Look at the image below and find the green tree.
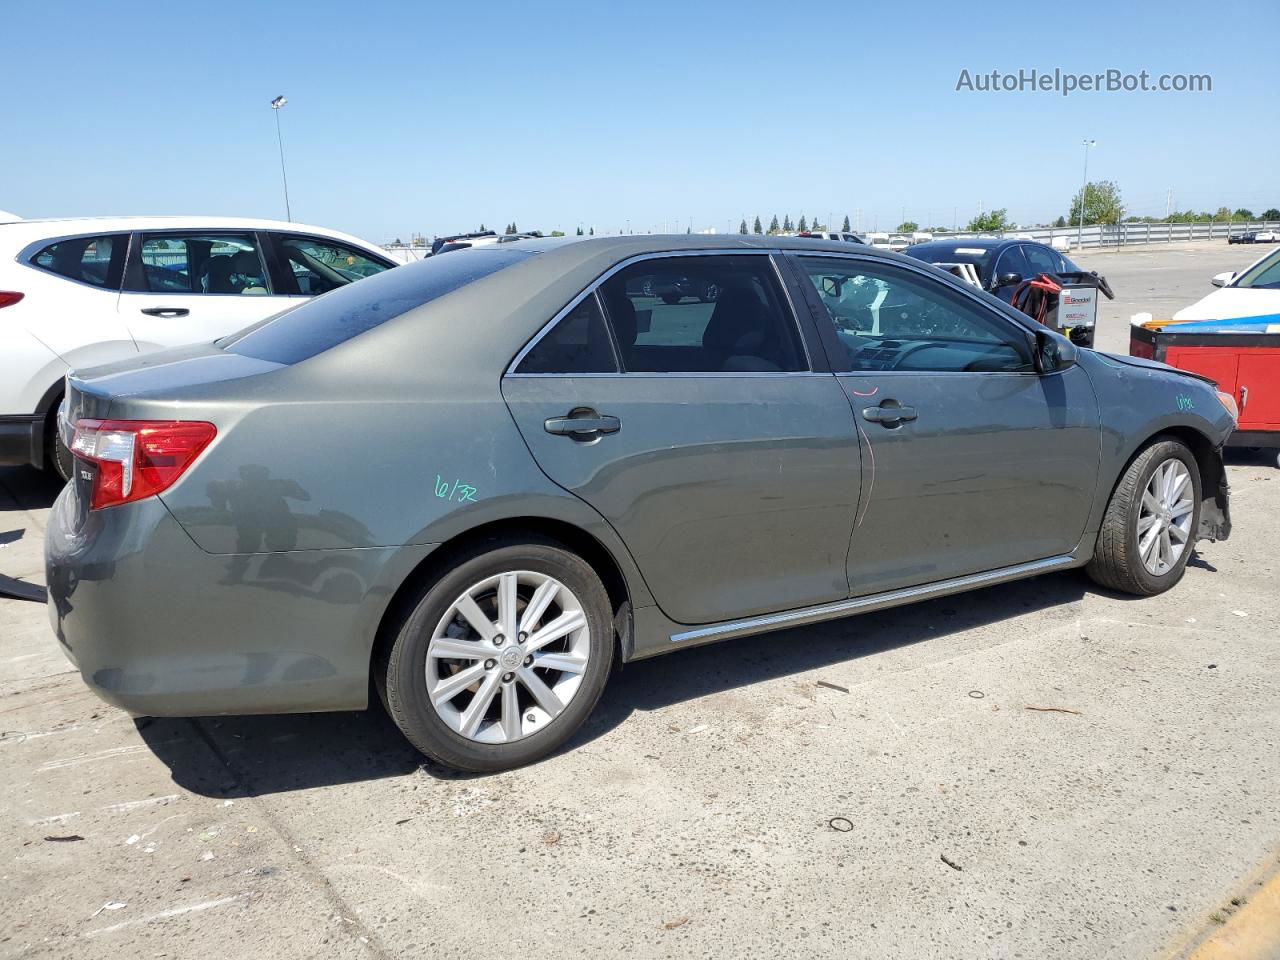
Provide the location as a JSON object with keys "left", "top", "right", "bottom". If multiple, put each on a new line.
{"left": 504, "top": 222, "right": 516, "bottom": 235}
{"left": 589, "top": 226, "right": 594, "bottom": 235}
{"left": 1053, "top": 215, "right": 1067, "bottom": 228}
{"left": 798, "top": 215, "right": 808, "bottom": 232}
{"left": 966, "top": 208, "right": 1011, "bottom": 232}
{"left": 1213, "top": 206, "right": 1234, "bottom": 222}
{"left": 550, "top": 230, "right": 565, "bottom": 237}
{"left": 477, "top": 223, "right": 486, "bottom": 232}
{"left": 1234, "top": 208, "right": 1254, "bottom": 219}
{"left": 1262, "top": 208, "right": 1280, "bottom": 220}
{"left": 768, "top": 214, "right": 780, "bottom": 234}
{"left": 841, "top": 215, "right": 851, "bottom": 232}
{"left": 575, "top": 226, "right": 584, "bottom": 236}
{"left": 896, "top": 220, "right": 918, "bottom": 233}
{"left": 739, "top": 219, "right": 748, "bottom": 234}
{"left": 783, "top": 214, "right": 793, "bottom": 232}
{"left": 753, "top": 216, "right": 763, "bottom": 234}
{"left": 1068, "top": 180, "right": 1124, "bottom": 226}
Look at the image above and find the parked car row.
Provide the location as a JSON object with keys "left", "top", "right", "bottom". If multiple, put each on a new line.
{"left": 1228, "top": 229, "right": 1280, "bottom": 244}
{"left": 0, "top": 217, "right": 395, "bottom": 478}
{"left": 46, "top": 233, "right": 1236, "bottom": 773}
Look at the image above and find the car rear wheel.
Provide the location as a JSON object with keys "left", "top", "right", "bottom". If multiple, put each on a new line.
{"left": 1086, "top": 438, "right": 1201, "bottom": 596}
{"left": 383, "top": 539, "right": 614, "bottom": 773}
{"left": 45, "top": 405, "right": 73, "bottom": 482}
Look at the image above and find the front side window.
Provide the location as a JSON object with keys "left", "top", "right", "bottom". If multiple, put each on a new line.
{"left": 992, "top": 245, "right": 1031, "bottom": 283}
{"left": 797, "top": 256, "right": 1032, "bottom": 373}
{"left": 597, "top": 255, "right": 806, "bottom": 373}
{"left": 133, "top": 233, "right": 269, "bottom": 294}
{"left": 277, "top": 235, "right": 391, "bottom": 295}
{"left": 1022, "top": 243, "right": 1062, "bottom": 276}
{"left": 1233, "top": 249, "right": 1280, "bottom": 289}
{"left": 31, "top": 234, "right": 125, "bottom": 288}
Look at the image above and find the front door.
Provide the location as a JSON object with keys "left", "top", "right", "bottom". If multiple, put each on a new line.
{"left": 117, "top": 230, "right": 292, "bottom": 350}
{"left": 790, "top": 254, "right": 1101, "bottom": 596}
{"left": 501, "top": 254, "right": 862, "bottom": 625}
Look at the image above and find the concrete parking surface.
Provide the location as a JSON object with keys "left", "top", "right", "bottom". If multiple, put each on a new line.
{"left": 2, "top": 243, "right": 1278, "bottom": 960}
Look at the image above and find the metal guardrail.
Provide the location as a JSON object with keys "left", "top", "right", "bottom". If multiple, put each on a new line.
{"left": 905, "top": 221, "right": 1280, "bottom": 251}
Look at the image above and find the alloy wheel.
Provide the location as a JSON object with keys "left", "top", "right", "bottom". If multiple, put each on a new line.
{"left": 1137, "top": 458, "right": 1194, "bottom": 576}
{"left": 426, "top": 571, "right": 590, "bottom": 744}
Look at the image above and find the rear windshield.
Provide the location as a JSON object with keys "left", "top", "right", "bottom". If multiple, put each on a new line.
{"left": 222, "top": 247, "right": 531, "bottom": 364}
{"left": 907, "top": 244, "right": 994, "bottom": 282}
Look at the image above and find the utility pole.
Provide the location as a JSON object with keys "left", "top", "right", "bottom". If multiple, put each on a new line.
{"left": 270, "top": 96, "right": 292, "bottom": 221}
{"left": 1077, "top": 138, "right": 1096, "bottom": 249}
{"left": 1165, "top": 187, "right": 1173, "bottom": 219}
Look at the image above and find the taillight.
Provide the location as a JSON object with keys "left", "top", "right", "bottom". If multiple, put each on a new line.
{"left": 0, "top": 291, "right": 24, "bottom": 308}
{"left": 69, "top": 419, "right": 216, "bottom": 510}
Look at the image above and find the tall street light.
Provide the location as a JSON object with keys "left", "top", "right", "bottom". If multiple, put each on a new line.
{"left": 1076, "top": 139, "right": 1095, "bottom": 250}
{"left": 270, "top": 95, "right": 292, "bottom": 222}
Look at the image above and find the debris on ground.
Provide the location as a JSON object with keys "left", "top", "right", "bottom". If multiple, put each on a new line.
{"left": 90, "top": 901, "right": 127, "bottom": 917}
{"left": 816, "top": 681, "right": 849, "bottom": 693}
{"left": 661, "top": 917, "right": 689, "bottom": 930}
{"left": 828, "top": 817, "right": 854, "bottom": 833}
{"left": 394, "top": 818, "right": 413, "bottom": 825}
{"left": 543, "top": 830, "right": 561, "bottom": 846}
{"left": 43, "top": 835, "right": 84, "bottom": 842}
{"left": 1024, "top": 706, "right": 1083, "bottom": 716}
{"left": 940, "top": 854, "right": 963, "bottom": 871}
{"left": 968, "top": 690, "right": 985, "bottom": 699}
{"left": 1231, "top": 610, "right": 1248, "bottom": 617}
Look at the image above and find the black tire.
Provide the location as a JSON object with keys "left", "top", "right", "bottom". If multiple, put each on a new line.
{"left": 383, "top": 538, "right": 614, "bottom": 773}
{"left": 45, "top": 405, "right": 73, "bottom": 483}
{"left": 1086, "top": 438, "right": 1201, "bottom": 596}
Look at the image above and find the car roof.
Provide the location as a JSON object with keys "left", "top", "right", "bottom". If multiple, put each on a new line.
{"left": 0, "top": 216, "right": 384, "bottom": 254}
{"left": 908, "top": 237, "right": 1023, "bottom": 253}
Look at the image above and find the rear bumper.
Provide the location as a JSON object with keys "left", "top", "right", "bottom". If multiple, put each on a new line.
{"left": 44, "top": 483, "right": 436, "bottom": 717}
{"left": 0, "top": 415, "right": 42, "bottom": 468}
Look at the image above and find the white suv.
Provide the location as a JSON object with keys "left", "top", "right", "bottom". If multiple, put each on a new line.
{"left": 0, "top": 216, "right": 395, "bottom": 477}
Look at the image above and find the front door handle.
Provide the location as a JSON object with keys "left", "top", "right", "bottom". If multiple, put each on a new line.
{"left": 140, "top": 307, "right": 190, "bottom": 318}
{"left": 862, "top": 403, "right": 917, "bottom": 425}
{"left": 544, "top": 410, "right": 621, "bottom": 438}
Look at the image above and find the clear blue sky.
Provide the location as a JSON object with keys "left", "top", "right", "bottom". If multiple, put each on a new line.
{"left": 4, "top": 0, "right": 1277, "bottom": 243}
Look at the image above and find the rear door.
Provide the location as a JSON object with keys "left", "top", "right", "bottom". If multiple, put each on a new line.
{"left": 117, "top": 230, "right": 293, "bottom": 349}
{"left": 501, "top": 252, "right": 862, "bottom": 626}
{"left": 790, "top": 254, "right": 1101, "bottom": 597}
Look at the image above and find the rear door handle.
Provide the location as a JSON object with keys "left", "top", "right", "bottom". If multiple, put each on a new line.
{"left": 544, "top": 411, "right": 621, "bottom": 438}
{"left": 862, "top": 404, "right": 917, "bottom": 425}
{"left": 140, "top": 307, "right": 190, "bottom": 318}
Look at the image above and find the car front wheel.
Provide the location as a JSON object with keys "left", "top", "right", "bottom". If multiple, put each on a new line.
{"left": 1086, "top": 438, "right": 1201, "bottom": 595}
{"left": 383, "top": 539, "right": 614, "bottom": 773}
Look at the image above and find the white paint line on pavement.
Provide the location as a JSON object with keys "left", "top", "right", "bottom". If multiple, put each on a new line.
{"left": 1, "top": 725, "right": 83, "bottom": 744}
{"left": 26, "top": 811, "right": 81, "bottom": 825}
{"left": 103, "top": 794, "right": 179, "bottom": 813}
{"left": 84, "top": 893, "right": 251, "bottom": 938}
{"left": 39, "top": 744, "right": 155, "bottom": 771}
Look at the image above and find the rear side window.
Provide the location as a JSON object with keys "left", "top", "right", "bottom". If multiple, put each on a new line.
{"left": 31, "top": 235, "right": 126, "bottom": 288}
{"left": 1022, "top": 243, "right": 1062, "bottom": 275}
{"left": 224, "top": 247, "right": 531, "bottom": 364}
{"left": 517, "top": 295, "right": 618, "bottom": 373}
{"left": 133, "top": 233, "right": 270, "bottom": 295}
{"left": 597, "top": 255, "right": 806, "bottom": 373}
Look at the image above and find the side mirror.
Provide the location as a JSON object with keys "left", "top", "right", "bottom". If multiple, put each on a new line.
{"left": 1034, "top": 329, "right": 1077, "bottom": 374}
{"left": 998, "top": 272, "right": 1023, "bottom": 287}
{"left": 821, "top": 276, "right": 843, "bottom": 298}
{"left": 1211, "top": 271, "right": 1235, "bottom": 288}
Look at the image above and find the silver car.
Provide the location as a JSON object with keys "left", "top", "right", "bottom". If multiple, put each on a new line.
{"left": 47, "top": 235, "right": 1235, "bottom": 772}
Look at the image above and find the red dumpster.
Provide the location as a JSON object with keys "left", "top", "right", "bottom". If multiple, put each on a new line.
{"left": 1130, "top": 323, "right": 1280, "bottom": 450}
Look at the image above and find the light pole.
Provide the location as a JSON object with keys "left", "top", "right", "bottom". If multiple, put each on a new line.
{"left": 270, "top": 96, "right": 292, "bottom": 222}
{"left": 1076, "top": 138, "right": 1095, "bottom": 250}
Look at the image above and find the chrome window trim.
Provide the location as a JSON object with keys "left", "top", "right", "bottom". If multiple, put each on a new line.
{"left": 670, "top": 554, "right": 1077, "bottom": 645}
{"left": 16, "top": 230, "right": 132, "bottom": 294}
{"left": 505, "top": 248, "right": 814, "bottom": 377}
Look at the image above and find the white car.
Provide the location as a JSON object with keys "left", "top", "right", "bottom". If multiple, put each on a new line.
{"left": 1171, "top": 246, "right": 1280, "bottom": 323}
{"left": 1255, "top": 229, "right": 1280, "bottom": 243}
{"left": 0, "top": 216, "right": 395, "bottom": 477}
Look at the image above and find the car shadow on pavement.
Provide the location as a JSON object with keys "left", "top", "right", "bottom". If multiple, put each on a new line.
{"left": 140, "top": 570, "right": 1094, "bottom": 795}
{"left": 0, "top": 466, "right": 65, "bottom": 512}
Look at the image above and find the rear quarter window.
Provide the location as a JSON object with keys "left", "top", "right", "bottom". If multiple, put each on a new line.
{"left": 222, "top": 248, "right": 531, "bottom": 364}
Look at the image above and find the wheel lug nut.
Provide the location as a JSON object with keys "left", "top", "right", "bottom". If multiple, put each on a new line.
{"left": 484, "top": 659, "right": 496, "bottom": 670}
{"left": 493, "top": 635, "right": 505, "bottom": 647}
{"left": 502, "top": 672, "right": 514, "bottom": 683}
{"left": 518, "top": 632, "right": 528, "bottom": 643}
{"left": 524, "top": 655, "right": 533, "bottom": 667}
